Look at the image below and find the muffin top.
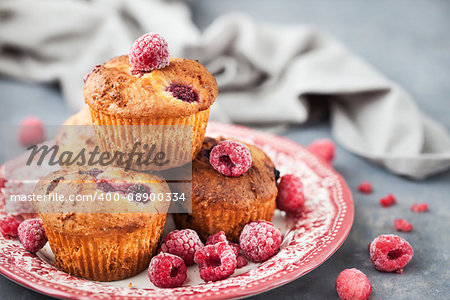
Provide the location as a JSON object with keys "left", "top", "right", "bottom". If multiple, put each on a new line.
{"left": 83, "top": 56, "right": 218, "bottom": 119}
{"left": 33, "top": 166, "right": 170, "bottom": 235}
{"left": 192, "top": 137, "right": 278, "bottom": 209}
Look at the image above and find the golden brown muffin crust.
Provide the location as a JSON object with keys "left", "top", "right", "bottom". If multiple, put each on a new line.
{"left": 83, "top": 56, "right": 218, "bottom": 119}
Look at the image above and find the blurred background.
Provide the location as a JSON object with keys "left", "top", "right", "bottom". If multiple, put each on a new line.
{"left": 0, "top": 0, "right": 449, "bottom": 299}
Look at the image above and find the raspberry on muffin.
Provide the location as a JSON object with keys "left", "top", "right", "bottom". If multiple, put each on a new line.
{"left": 172, "top": 137, "right": 278, "bottom": 242}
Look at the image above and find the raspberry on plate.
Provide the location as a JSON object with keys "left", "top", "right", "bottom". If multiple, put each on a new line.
{"left": 411, "top": 203, "right": 428, "bottom": 213}
{"left": 129, "top": 32, "right": 169, "bottom": 73}
{"left": 209, "top": 140, "right": 252, "bottom": 177}
{"left": 19, "top": 116, "right": 45, "bottom": 147}
{"left": 307, "top": 139, "right": 335, "bottom": 163}
{"left": 159, "top": 229, "right": 204, "bottom": 265}
{"left": 0, "top": 216, "right": 21, "bottom": 238}
{"left": 379, "top": 194, "right": 396, "bottom": 207}
{"left": 17, "top": 218, "right": 47, "bottom": 253}
{"left": 394, "top": 219, "right": 413, "bottom": 232}
{"left": 236, "top": 254, "right": 248, "bottom": 268}
{"left": 239, "top": 221, "right": 282, "bottom": 262}
{"left": 205, "top": 231, "right": 240, "bottom": 256}
{"left": 148, "top": 253, "right": 187, "bottom": 288}
{"left": 194, "top": 242, "right": 237, "bottom": 282}
{"left": 357, "top": 181, "right": 372, "bottom": 194}
{"left": 276, "top": 174, "right": 305, "bottom": 213}
{"left": 336, "top": 268, "right": 372, "bottom": 300}
{"left": 369, "top": 234, "right": 413, "bottom": 273}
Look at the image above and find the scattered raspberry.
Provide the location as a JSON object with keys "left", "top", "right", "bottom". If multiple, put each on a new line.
{"left": 394, "top": 219, "right": 413, "bottom": 232}
{"left": 159, "top": 229, "right": 204, "bottom": 265}
{"left": 205, "top": 231, "right": 240, "bottom": 256}
{"left": 379, "top": 194, "right": 396, "bottom": 207}
{"left": 336, "top": 268, "right": 372, "bottom": 300}
{"left": 307, "top": 139, "right": 335, "bottom": 163}
{"left": 148, "top": 253, "right": 187, "bottom": 288}
{"left": 19, "top": 116, "right": 45, "bottom": 147}
{"left": 369, "top": 234, "right": 413, "bottom": 273}
{"left": 209, "top": 140, "right": 252, "bottom": 177}
{"left": 0, "top": 217, "right": 21, "bottom": 238}
{"left": 18, "top": 218, "right": 47, "bottom": 252}
{"left": 411, "top": 203, "right": 428, "bottom": 213}
{"left": 194, "top": 242, "right": 237, "bottom": 282}
{"left": 236, "top": 254, "right": 248, "bottom": 268}
{"left": 239, "top": 221, "right": 282, "bottom": 262}
{"left": 167, "top": 84, "right": 199, "bottom": 103}
{"left": 0, "top": 177, "right": 5, "bottom": 189}
{"left": 276, "top": 174, "right": 305, "bottom": 213}
{"left": 358, "top": 181, "right": 372, "bottom": 194}
{"left": 129, "top": 33, "right": 169, "bottom": 73}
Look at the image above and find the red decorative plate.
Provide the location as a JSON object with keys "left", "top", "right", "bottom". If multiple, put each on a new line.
{"left": 0, "top": 122, "right": 353, "bottom": 299}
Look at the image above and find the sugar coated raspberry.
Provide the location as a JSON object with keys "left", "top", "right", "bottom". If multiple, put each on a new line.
{"left": 206, "top": 231, "right": 240, "bottom": 256}
{"left": 411, "top": 203, "right": 428, "bottom": 213}
{"left": 236, "top": 254, "right": 248, "bottom": 268}
{"left": 336, "top": 268, "right": 372, "bottom": 300}
{"left": 129, "top": 33, "right": 169, "bottom": 73}
{"left": 379, "top": 194, "right": 396, "bottom": 207}
{"left": 370, "top": 234, "right": 413, "bottom": 273}
{"left": 19, "top": 116, "right": 45, "bottom": 147}
{"left": 239, "top": 221, "right": 282, "bottom": 262}
{"left": 18, "top": 218, "right": 47, "bottom": 252}
{"left": 276, "top": 174, "right": 305, "bottom": 213}
{"left": 394, "top": 219, "right": 413, "bottom": 232}
{"left": 194, "top": 242, "right": 237, "bottom": 282}
{"left": 307, "top": 139, "right": 335, "bottom": 163}
{"left": 159, "top": 229, "right": 204, "bottom": 265}
{"left": 148, "top": 253, "right": 187, "bottom": 288}
{"left": 0, "top": 217, "right": 21, "bottom": 238}
{"left": 209, "top": 140, "right": 252, "bottom": 177}
{"left": 358, "top": 181, "right": 372, "bottom": 194}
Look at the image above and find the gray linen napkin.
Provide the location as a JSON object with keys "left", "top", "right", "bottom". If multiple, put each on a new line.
{"left": 0, "top": 0, "right": 449, "bottom": 179}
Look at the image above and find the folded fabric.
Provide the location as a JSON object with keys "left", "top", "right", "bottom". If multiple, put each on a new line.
{"left": 0, "top": 0, "right": 449, "bottom": 179}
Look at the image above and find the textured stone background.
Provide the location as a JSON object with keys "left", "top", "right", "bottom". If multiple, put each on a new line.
{"left": 0, "top": 0, "right": 449, "bottom": 299}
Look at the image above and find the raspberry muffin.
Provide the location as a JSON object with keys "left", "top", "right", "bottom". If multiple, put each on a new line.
{"left": 33, "top": 166, "right": 170, "bottom": 281}
{"left": 173, "top": 137, "right": 278, "bottom": 242}
{"left": 83, "top": 34, "right": 218, "bottom": 171}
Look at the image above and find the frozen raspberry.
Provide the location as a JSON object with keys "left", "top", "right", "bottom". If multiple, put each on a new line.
{"left": 307, "top": 139, "right": 335, "bottom": 163}
{"left": 205, "top": 231, "right": 240, "bottom": 256}
{"left": 336, "top": 268, "right": 372, "bottom": 300}
{"left": 394, "top": 219, "right": 413, "bottom": 232}
{"left": 0, "top": 217, "right": 21, "bottom": 238}
{"left": 129, "top": 33, "right": 169, "bottom": 73}
{"left": 276, "top": 174, "right": 305, "bottom": 213}
{"left": 209, "top": 140, "right": 252, "bottom": 177}
{"left": 236, "top": 254, "right": 248, "bottom": 268}
{"left": 19, "top": 116, "right": 45, "bottom": 147}
{"left": 194, "top": 242, "right": 237, "bottom": 282}
{"left": 369, "top": 234, "right": 413, "bottom": 273}
{"left": 160, "top": 229, "right": 204, "bottom": 265}
{"left": 379, "top": 194, "right": 396, "bottom": 207}
{"left": 18, "top": 218, "right": 47, "bottom": 253}
{"left": 239, "top": 221, "right": 282, "bottom": 262}
{"left": 411, "top": 203, "right": 428, "bottom": 213}
{"left": 148, "top": 253, "right": 187, "bottom": 288}
{"left": 358, "top": 181, "right": 372, "bottom": 194}
{"left": 167, "top": 84, "right": 199, "bottom": 103}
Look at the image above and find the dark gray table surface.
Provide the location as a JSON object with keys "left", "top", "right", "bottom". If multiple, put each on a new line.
{"left": 0, "top": 1, "right": 449, "bottom": 299}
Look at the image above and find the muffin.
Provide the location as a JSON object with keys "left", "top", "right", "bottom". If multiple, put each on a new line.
{"left": 83, "top": 54, "right": 218, "bottom": 171}
{"left": 172, "top": 137, "right": 278, "bottom": 242}
{"left": 55, "top": 106, "right": 98, "bottom": 153}
{"left": 33, "top": 166, "right": 170, "bottom": 281}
